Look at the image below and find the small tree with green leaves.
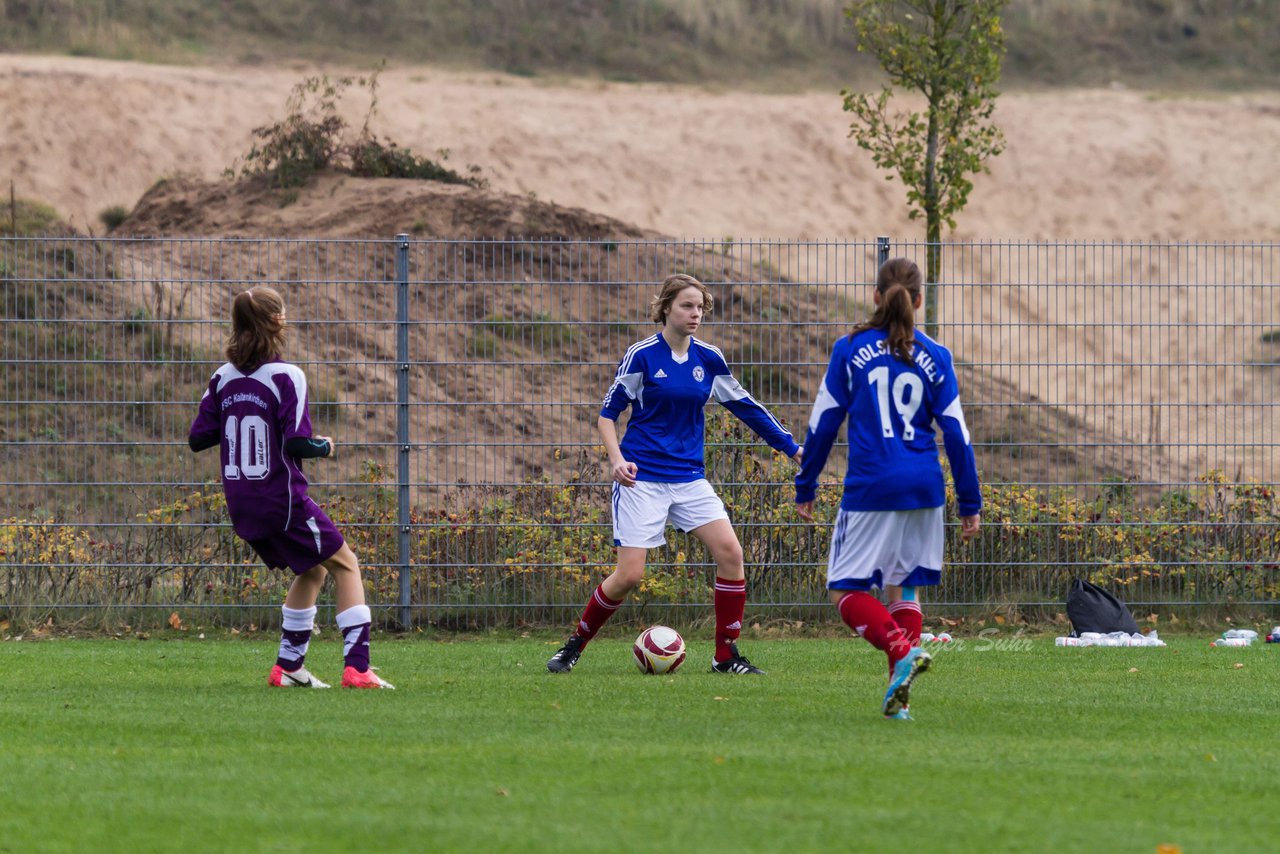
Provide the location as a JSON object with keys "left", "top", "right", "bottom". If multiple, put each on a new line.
{"left": 843, "top": 0, "right": 1007, "bottom": 332}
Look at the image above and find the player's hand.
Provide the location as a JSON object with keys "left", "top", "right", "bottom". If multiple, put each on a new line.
{"left": 612, "top": 460, "right": 638, "bottom": 487}
{"left": 795, "top": 500, "right": 815, "bottom": 522}
{"left": 960, "top": 514, "right": 980, "bottom": 541}
{"left": 316, "top": 436, "right": 335, "bottom": 458}
{"left": 792, "top": 446, "right": 804, "bottom": 465}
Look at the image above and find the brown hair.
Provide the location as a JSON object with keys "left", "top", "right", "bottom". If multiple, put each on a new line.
{"left": 226, "top": 286, "right": 287, "bottom": 372}
{"left": 649, "top": 273, "right": 714, "bottom": 325}
{"left": 852, "top": 257, "right": 922, "bottom": 364}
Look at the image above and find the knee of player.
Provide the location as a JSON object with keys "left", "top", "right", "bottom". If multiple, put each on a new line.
{"left": 300, "top": 564, "right": 328, "bottom": 584}
{"left": 716, "top": 540, "right": 745, "bottom": 568}
{"left": 613, "top": 565, "right": 646, "bottom": 590}
{"left": 322, "top": 547, "right": 360, "bottom": 577}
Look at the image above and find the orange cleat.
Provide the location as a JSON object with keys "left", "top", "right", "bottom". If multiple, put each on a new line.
{"left": 341, "top": 666, "right": 395, "bottom": 689}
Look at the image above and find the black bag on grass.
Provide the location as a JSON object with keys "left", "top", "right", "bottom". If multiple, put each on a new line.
{"left": 1066, "top": 578, "right": 1140, "bottom": 636}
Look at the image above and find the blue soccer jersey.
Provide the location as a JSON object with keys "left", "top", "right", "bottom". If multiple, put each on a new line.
{"left": 601, "top": 334, "right": 799, "bottom": 483}
{"left": 795, "top": 329, "right": 982, "bottom": 516}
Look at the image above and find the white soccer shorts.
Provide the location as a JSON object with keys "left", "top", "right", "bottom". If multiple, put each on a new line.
{"left": 826, "top": 506, "right": 945, "bottom": 591}
{"left": 611, "top": 479, "right": 730, "bottom": 549}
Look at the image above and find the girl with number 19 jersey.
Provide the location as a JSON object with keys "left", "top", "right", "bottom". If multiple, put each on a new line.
{"left": 794, "top": 258, "right": 981, "bottom": 720}
{"left": 794, "top": 327, "right": 981, "bottom": 519}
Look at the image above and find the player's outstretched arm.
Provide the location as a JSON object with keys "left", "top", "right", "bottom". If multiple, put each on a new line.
{"left": 713, "top": 377, "right": 799, "bottom": 457}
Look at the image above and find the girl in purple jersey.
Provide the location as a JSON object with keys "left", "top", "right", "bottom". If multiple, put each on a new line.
{"left": 795, "top": 258, "right": 980, "bottom": 719}
{"left": 547, "top": 274, "right": 802, "bottom": 675}
{"left": 189, "top": 286, "right": 393, "bottom": 689}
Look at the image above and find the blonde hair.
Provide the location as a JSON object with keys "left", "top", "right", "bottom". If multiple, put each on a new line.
{"left": 226, "top": 286, "right": 287, "bottom": 372}
{"left": 649, "top": 274, "right": 713, "bottom": 324}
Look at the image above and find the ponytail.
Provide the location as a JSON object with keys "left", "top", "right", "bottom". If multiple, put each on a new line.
{"left": 878, "top": 283, "right": 916, "bottom": 364}
{"left": 850, "top": 257, "right": 922, "bottom": 365}
{"left": 226, "top": 286, "right": 287, "bottom": 372}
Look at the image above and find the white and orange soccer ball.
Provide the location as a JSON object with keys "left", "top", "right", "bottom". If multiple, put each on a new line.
{"left": 632, "top": 625, "right": 687, "bottom": 674}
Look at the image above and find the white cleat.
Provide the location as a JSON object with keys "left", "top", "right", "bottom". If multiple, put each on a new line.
{"left": 269, "top": 665, "right": 331, "bottom": 688}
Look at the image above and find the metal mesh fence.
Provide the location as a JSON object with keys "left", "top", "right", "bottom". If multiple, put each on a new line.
{"left": 1, "top": 236, "right": 1276, "bottom": 628}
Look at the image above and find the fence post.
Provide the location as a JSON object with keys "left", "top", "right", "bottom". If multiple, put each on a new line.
{"left": 394, "top": 233, "right": 412, "bottom": 630}
{"left": 876, "top": 235, "right": 890, "bottom": 268}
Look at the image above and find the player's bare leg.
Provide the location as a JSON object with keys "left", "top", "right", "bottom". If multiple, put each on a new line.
{"left": 325, "top": 545, "right": 394, "bottom": 689}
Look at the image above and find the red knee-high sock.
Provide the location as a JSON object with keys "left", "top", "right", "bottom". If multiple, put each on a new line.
{"left": 713, "top": 577, "right": 747, "bottom": 662}
{"left": 573, "top": 584, "right": 622, "bottom": 646}
{"left": 838, "top": 591, "right": 911, "bottom": 673}
{"left": 888, "top": 600, "right": 923, "bottom": 647}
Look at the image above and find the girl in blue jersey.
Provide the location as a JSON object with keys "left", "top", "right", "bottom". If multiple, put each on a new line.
{"left": 548, "top": 274, "right": 802, "bottom": 674}
{"left": 189, "top": 286, "right": 393, "bottom": 689}
{"left": 794, "top": 258, "right": 981, "bottom": 719}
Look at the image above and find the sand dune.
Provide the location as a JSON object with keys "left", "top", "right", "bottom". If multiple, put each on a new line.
{"left": 3, "top": 55, "right": 1280, "bottom": 241}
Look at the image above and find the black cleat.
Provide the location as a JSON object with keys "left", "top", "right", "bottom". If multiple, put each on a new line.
{"left": 547, "top": 634, "right": 586, "bottom": 673}
{"left": 710, "top": 642, "right": 766, "bottom": 675}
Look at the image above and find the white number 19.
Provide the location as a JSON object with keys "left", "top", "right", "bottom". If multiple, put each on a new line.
{"left": 868, "top": 367, "right": 923, "bottom": 441}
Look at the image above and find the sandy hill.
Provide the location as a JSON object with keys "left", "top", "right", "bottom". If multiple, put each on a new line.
{"left": 3, "top": 55, "right": 1280, "bottom": 241}
{"left": 120, "top": 173, "right": 659, "bottom": 241}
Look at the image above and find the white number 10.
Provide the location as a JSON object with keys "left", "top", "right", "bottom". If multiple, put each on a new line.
{"left": 224, "top": 414, "right": 270, "bottom": 480}
{"left": 868, "top": 367, "right": 923, "bottom": 440}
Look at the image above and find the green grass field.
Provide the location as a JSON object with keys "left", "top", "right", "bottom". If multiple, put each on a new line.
{"left": 1, "top": 634, "right": 1275, "bottom": 853}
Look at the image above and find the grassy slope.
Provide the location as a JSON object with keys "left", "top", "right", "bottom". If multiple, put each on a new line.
{"left": 1, "top": 0, "right": 1278, "bottom": 90}
{"left": 1, "top": 636, "right": 1274, "bottom": 852}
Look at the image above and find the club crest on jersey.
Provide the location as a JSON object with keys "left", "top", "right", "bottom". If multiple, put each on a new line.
{"left": 692, "top": 366, "right": 705, "bottom": 381}
{"left": 654, "top": 368, "right": 668, "bottom": 378}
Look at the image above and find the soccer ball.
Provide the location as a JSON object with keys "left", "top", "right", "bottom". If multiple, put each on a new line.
{"left": 632, "top": 625, "right": 687, "bottom": 674}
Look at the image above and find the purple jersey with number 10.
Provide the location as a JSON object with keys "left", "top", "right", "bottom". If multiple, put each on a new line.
{"left": 188, "top": 359, "right": 317, "bottom": 540}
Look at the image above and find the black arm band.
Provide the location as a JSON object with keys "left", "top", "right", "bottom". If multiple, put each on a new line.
{"left": 189, "top": 433, "right": 219, "bottom": 452}
{"left": 283, "top": 436, "right": 331, "bottom": 458}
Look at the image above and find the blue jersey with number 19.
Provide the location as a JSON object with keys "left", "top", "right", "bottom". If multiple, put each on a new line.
{"left": 795, "top": 328, "right": 981, "bottom": 516}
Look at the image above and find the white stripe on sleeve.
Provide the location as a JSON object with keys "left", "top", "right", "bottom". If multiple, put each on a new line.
{"left": 939, "top": 397, "right": 972, "bottom": 445}
{"left": 710, "top": 373, "right": 748, "bottom": 403}
{"left": 806, "top": 377, "right": 842, "bottom": 434}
